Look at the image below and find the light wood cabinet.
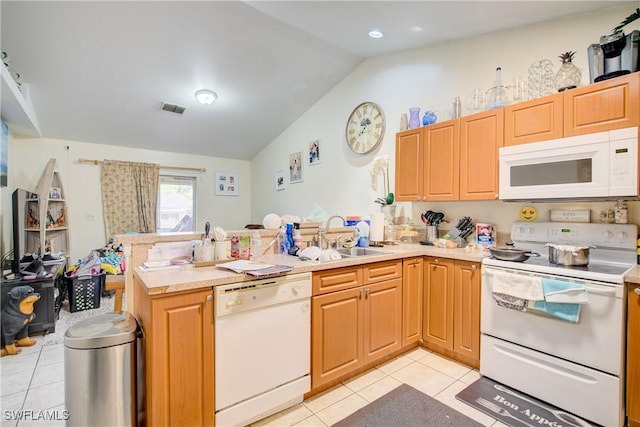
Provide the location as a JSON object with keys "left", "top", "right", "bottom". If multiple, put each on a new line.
{"left": 424, "top": 120, "right": 460, "bottom": 201}
{"left": 134, "top": 281, "right": 214, "bottom": 427}
{"left": 311, "top": 261, "right": 402, "bottom": 389}
{"left": 402, "top": 257, "right": 423, "bottom": 346}
{"left": 395, "top": 114, "right": 501, "bottom": 201}
{"left": 395, "top": 128, "right": 424, "bottom": 202}
{"left": 422, "top": 257, "right": 454, "bottom": 349}
{"left": 453, "top": 261, "right": 481, "bottom": 363}
{"left": 422, "top": 258, "right": 481, "bottom": 368}
{"left": 504, "top": 93, "right": 563, "bottom": 146}
{"left": 460, "top": 109, "right": 503, "bottom": 200}
{"left": 564, "top": 72, "right": 639, "bottom": 136}
{"left": 504, "top": 72, "right": 639, "bottom": 147}
{"left": 627, "top": 283, "right": 640, "bottom": 427}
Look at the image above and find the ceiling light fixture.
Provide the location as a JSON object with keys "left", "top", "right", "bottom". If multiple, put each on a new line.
{"left": 195, "top": 89, "right": 217, "bottom": 105}
{"left": 368, "top": 30, "right": 384, "bottom": 39}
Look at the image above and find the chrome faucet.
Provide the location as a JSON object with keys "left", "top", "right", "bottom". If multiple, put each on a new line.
{"left": 318, "top": 215, "right": 346, "bottom": 249}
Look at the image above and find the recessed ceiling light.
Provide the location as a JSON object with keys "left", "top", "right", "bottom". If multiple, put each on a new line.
{"left": 195, "top": 89, "right": 217, "bottom": 105}
{"left": 368, "top": 30, "right": 384, "bottom": 39}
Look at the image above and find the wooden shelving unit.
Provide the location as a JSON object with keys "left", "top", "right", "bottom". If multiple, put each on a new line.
{"left": 22, "top": 159, "right": 70, "bottom": 257}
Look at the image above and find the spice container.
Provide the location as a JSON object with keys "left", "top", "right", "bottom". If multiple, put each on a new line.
{"left": 615, "top": 200, "right": 628, "bottom": 224}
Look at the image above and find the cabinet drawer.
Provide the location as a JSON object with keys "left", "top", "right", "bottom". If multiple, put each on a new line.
{"left": 363, "top": 260, "right": 402, "bottom": 284}
{"left": 313, "top": 267, "right": 362, "bottom": 295}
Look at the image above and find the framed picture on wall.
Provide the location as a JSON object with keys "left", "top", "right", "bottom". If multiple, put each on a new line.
{"left": 289, "top": 152, "right": 303, "bottom": 183}
{"left": 215, "top": 171, "right": 239, "bottom": 196}
{"left": 275, "top": 170, "right": 285, "bottom": 191}
{"left": 308, "top": 139, "right": 320, "bottom": 165}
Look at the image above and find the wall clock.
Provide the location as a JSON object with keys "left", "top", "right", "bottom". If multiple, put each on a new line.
{"left": 345, "top": 101, "right": 386, "bottom": 154}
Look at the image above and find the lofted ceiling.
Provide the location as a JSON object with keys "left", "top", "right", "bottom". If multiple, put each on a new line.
{"left": 0, "top": 1, "right": 632, "bottom": 160}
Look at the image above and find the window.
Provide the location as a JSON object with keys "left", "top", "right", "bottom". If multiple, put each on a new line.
{"left": 157, "top": 175, "right": 195, "bottom": 232}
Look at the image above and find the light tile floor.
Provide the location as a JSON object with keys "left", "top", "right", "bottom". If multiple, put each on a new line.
{"left": 1, "top": 339, "right": 504, "bottom": 427}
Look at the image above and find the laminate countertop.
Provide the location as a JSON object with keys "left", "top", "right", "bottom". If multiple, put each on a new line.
{"left": 133, "top": 243, "right": 489, "bottom": 295}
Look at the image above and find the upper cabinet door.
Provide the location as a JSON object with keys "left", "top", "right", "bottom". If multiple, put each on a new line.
{"left": 459, "top": 109, "right": 503, "bottom": 200}
{"left": 395, "top": 128, "right": 424, "bottom": 202}
{"left": 564, "top": 72, "right": 639, "bottom": 136}
{"left": 424, "top": 119, "right": 460, "bottom": 201}
{"left": 504, "top": 93, "right": 563, "bottom": 146}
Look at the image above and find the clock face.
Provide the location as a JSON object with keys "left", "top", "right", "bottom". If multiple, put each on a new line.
{"left": 345, "top": 102, "right": 385, "bottom": 154}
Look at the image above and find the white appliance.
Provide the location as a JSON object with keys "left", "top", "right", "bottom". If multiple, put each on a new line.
{"left": 481, "top": 221, "right": 637, "bottom": 427}
{"left": 215, "top": 273, "right": 311, "bottom": 427}
{"left": 499, "top": 127, "right": 638, "bottom": 200}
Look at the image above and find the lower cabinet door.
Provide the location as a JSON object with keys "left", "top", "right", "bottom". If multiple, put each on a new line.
{"left": 422, "top": 257, "right": 454, "bottom": 350}
{"left": 453, "top": 261, "right": 480, "bottom": 363}
{"left": 149, "top": 289, "right": 214, "bottom": 427}
{"left": 363, "top": 278, "right": 403, "bottom": 364}
{"left": 312, "top": 287, "right": 363, "bottom": 388}
{"left": 402, "top": 257, "right": 423, "bottom": 346}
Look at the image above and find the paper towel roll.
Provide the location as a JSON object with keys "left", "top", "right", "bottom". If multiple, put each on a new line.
{"left": 370, "top": 213, "right": 385, "bottom": 242}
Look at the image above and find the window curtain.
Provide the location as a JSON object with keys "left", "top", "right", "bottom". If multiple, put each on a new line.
{"left": 100, "top": 160, "right": 160, "bottom": 239}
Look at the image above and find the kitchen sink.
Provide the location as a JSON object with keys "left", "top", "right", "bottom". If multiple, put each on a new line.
{"left": 335, "top": 247, "right": 389, "bottom": 257}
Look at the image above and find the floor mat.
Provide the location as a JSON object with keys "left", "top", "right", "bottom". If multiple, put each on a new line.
{"left": 332, "top": 383, "right": 483, "bottom": 427}
{"left": 455, "top": 376, "right": 596, "bottom": 427}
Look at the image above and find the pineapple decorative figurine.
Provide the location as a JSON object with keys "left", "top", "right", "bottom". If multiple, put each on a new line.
{"left": 555, "top": 51, "right": 582, "bottom": 92}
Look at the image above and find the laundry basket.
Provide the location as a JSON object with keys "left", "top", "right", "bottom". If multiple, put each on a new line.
{"left": 64, "top": 273, "right": 104, "bottom": 312}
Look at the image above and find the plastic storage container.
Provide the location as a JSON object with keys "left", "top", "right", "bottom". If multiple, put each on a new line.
{"left": 64, "top": 311, "right": 141, "bottom": 427}
{"left": 64, "top": 273, "right": 104, "bottom": 312}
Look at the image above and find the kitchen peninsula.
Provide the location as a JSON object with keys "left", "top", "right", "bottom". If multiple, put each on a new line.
{"left": 130, "top": 232, "right": 486, "bottom": 426}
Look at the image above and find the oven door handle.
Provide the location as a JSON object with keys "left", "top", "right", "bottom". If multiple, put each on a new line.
{"left": 584, "top": 285, "right": 617, "bottom": 295}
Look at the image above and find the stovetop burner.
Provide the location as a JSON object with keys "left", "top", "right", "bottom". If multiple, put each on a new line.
{"left": 483, "top": 221, "right": 638, "bottom": 284}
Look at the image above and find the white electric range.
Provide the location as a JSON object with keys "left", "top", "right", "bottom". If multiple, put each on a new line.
{"left": 481, "top": 221, "right": 637, "bottom": 427}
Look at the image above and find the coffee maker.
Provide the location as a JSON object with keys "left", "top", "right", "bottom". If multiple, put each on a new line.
{"left": 587, "top": 30, "right": 639, "bottom": 83}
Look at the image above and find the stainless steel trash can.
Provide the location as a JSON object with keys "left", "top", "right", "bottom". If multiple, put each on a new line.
{"left": 64, "top": 311, "right": 140, "bottom": 427}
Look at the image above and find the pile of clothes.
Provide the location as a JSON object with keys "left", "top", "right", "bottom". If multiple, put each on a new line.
{"left": 67, "top": 239, "right": 126, "bottom": 277}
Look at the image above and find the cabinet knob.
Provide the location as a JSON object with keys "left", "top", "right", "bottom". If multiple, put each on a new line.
{"left": 471, "top": 264, "right": 477, "bottom": 270}
{"left": 434, "top": 259, "right": 439, "bottom": 264}
{"left": 416, "top": 196, "right": 421, "bottom": 201}
{"left": 634, "top": 288, "right": 640, "bottom": 296}
{"left": 206, "top": 295, "right": 213, "bottom": 302}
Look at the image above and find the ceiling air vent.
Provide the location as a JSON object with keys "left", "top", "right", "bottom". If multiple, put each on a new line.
{"left": 160, "top": 102, "right": 186, "bottom": 115}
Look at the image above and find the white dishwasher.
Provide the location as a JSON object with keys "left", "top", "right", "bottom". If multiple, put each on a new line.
{"left": 215, "top": 272, "right": 311, "bottom": 427}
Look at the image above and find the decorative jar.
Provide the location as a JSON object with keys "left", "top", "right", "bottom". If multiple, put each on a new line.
{"left": 408, "top": 107, "right": 421, "bottom": 129}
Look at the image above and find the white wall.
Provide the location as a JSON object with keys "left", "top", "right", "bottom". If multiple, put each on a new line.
{"left": 250, "top": 4, "right": 640, "bottom": 235}
{"left": 2, "top": 4, "right": 638, "bottom": 264}
{"left": 1, "top": 133, "right": 251, "bottom": 261}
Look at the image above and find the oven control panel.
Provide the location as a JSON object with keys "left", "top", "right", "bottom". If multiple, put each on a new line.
{"left": 512, "top": 221, "right": 637, "bottom": 249}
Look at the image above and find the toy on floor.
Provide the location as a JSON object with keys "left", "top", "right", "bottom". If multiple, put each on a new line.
{"left": 1, "top": 286, "right": 41, "bottom": 357}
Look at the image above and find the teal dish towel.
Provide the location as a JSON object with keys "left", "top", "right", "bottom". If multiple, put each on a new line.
{"left": 530, "top": 278, "right": 586, "bottom": 322}
{"left": 539, "top": 277, "right": 589, "bottom": 304}
{"left": 531, "top": 300, "right": 580, "bottom": 323}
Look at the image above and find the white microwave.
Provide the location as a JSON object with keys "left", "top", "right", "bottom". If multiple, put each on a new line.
{"left": 499, "top": 127, "right": 639, "bottom": 201}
